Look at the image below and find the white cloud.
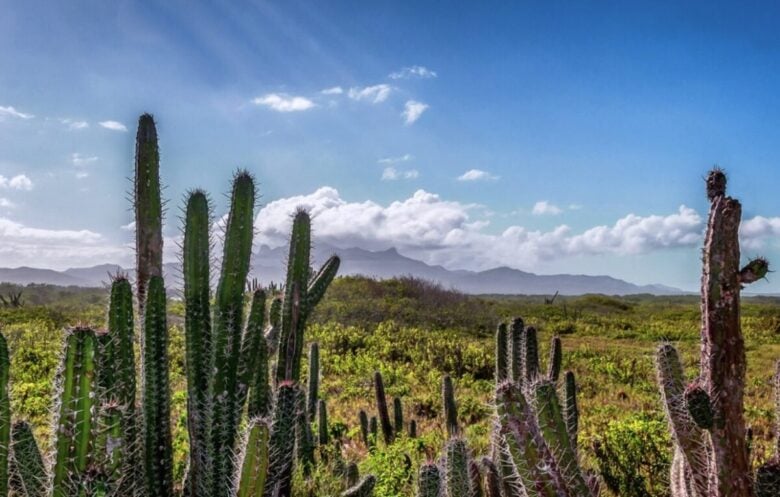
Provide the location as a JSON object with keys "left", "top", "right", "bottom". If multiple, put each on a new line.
{"left": 252, "top": 93, "right": 316, "bottom": 112}
{"left": 569, "top": 204, "right": 583, "bottom": 211}
{"left": 382, "top": 167, "right": 420, "bottom": 181}
{"left": 60, "top": 118, "right": 89, "bottom": 130}
{"left": 0, "top": 175, "right": 33, "bottom": 191}
{"left": 740, "top": 216, "right": 780, "bottom": 249}
{"left": 321, "top": 86, "right": 344, "bottom": 95}
{"left": 532, "top": 201, "right": 563, "bottom": 216}
{"left": 457, "top": 169, "right": 499, "bottom": 181}
{"left": 402, "top": 100, "right": 428, "bottom": 125}
{"left": 0, "top": 199, "right": 15, "bottom": 208}
{"left": 71, "top": 153, "right": 98, "bottom": 166}
{"left": 99, "top": 120, "right": 128, "bottom": 132}
{"left": 253, "top": 188, "right": 706, "bottom": 271}
{"left": 348, "top": 84, "right": 392, "bottom": 103}
{"left": 378, "top": 154, "right": 413, "bottom": 164}
{"left": 0, "top": 106, "right": 34, "bottom": 120}
{"left": 0, "top": 216, "right": 130, "bottom": 269}
{"left": 389, "top": 66, "right": 438, "bottom": 79}
{"left": 120, "top": 221, "right": 136, "bottom": 231}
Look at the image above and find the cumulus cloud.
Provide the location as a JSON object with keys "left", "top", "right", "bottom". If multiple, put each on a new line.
{"left": 321, "top": 86, "right": 344, "bottom": 95}
{"left": 0, "top": 216, "right": 130, "bottom": 268}
{"left": 740, "top": 216, "right": 780, "bottom": 249}
{"left": 389, "top": 66, "right": 438, "bottom": 79}
{"left": 0, "top": 106, "right": 34, "bottom": 120}
{"left": 457, "top": 169, "right": 499, "bottom": 181}
{"left": 99, "top": 120, "right": 128, "bottom": 132}
{"left": 382, "top": 167, "right": 420, "bottom": 181}
{"left": 253, "top": 187, "right": 707, "bottom": 271}
{"left": 0, "top": 175, "right": 33, "bottom": 191}
{"left": 253, "top": 93, "right": 316, "bottom": 112}
{"left": 532, "top": 201, "right": 563, "bottom": 216}
{"left": 402, "top": 100, "right": 428, "bottom": 125}
{"left": 348, "top": 84, "right": 392, "bottom": 103}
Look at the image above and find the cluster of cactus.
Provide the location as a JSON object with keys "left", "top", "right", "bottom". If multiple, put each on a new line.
{"left": 415, "top": 318, "right": 597, "bottom": 497}
{"left": 356, "top": 371, "right": 416, "bottom": 451}
{"left": 0, "top": 113, "right": 348, "bottom": 497}
{"left": 655, "top": 168, "right": 778, "bottom": 497}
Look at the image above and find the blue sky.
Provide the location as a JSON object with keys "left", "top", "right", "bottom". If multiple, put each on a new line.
{"left": 1, "top": 1, "right": 779, "bottom": 291}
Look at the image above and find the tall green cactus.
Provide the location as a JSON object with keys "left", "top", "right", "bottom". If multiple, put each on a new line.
{"left": 52, "top": 328, "right": 99, "bottom": 497}
{"left": 444, "top": 438, "right": 471, "bottom": 497}
{"left": 264, "top": 383, "right": 299, "bottom": 497}
{"left": 374, "top": 371, "right": 394, "bottom": 444}
{"left": 495, "top": 323, "right": 508, "bottom": 383}
{"left": 442, "top": 375, "right": 458, "bottom": 438}
{"left": 142, "top": 276, "right": 173, "bottom": 497}
{"left": 307, "top": 342, "right": 320, "bottom": 421}
{"left": 417, "top": 463, "right": 441, "bottom": 497}
{"left": 655, "top": 168, "right": 772, "bottom": 497}
{"left": 134, "top": 113, "right": 163, "bottom": 313}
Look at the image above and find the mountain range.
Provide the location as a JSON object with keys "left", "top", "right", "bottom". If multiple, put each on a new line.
{"left": 0, "top": 244, "right": 684, "bottom": 295}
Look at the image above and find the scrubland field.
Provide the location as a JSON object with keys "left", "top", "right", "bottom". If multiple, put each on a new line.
{"left": 2, "top": 277, "right": 778, "bottom": 497}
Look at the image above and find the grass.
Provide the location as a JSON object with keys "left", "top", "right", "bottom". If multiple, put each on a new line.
{"left": 0, "top": 277, "right": 779, "bottom": 496}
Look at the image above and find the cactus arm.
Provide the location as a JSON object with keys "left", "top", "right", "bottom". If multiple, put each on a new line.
{"left": 374, "top": 371, "right": 394, "bottom": 444}
{"left": 495, "top": 323, "right": 508, "bottom": 383}
{"left": 52, "top": 330, "right": 80, "bottom": 496}
{"left": 548, "top": 336, "right": 562, "bottom": 383}
{"left": 442, "top": 375, "right": 459, "bottom": 438}
{"left": 239, "top": 289, "right": 267, "bottom": 414}
{"left": 563, "top": 371, "right": 579, "bottom": 452}
{"left": 306, "top": 342, "right": 320, "bottom": 422}
{"left": 134, "top": 113, "right": 163, "bottom": 313}
{"left": 417, "top": 463, "right": 441, "bottom": 497}
{"left": 210, "top": 172, "right": 255, "bottom": 494}
{"left": 656, "top": 343, "right": 710, "bottom": 497}
{"left": 263, "top": 383, "right": 298, "bottom": 497}
{"left": 508, "top": 318, "right": 524, "bottom": 386}
{"left": 393, "top": 397, "right": 404, "bottom": 435}
{"left": 305, "top": 255, "right": 340, "bottom": 316}
{"left": 10, "top": 421, "right": 46, "bottom": 497}
{"left": 342, "top": 475, "right": 376, "bottom": 497}
{"left": 533, "top": 381, "right": 590, "bottom": 497}
{"left": 247, "top": 300, "right": 272, "bottom": 420}
{"left": 275, "top": 210, "right": 311, "bottom": 384}
{"left": 0, "top": 333, "right": 9, "bottom": 497}
{"left": 523, "top": 327, "right": 540, "bottom": 384}
{"left": 106, "top": 276, "right": 142, "bottom": 496}
{"left": 142, "top": 276, "right": 174, "bottom": 497}
{"left": 444, "top": 438, "right": 471, "bottom": 497}
{"left": 235, "top": 419, "right": 270, "bottom": 497}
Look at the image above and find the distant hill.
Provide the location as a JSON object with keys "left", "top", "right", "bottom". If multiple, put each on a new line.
{"left": 0, "top": 244, "right": 685, "bottom": 295}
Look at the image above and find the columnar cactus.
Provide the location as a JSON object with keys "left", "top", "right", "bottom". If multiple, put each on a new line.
{"left": 417, "top": 463, "right": 441, "bottom": 497}
{"left": 134, "top": 113, "right": 163, "bottom": 314}
{"left": 235, "top": 419, "right": 270, "bottom": 497}
{"left": 656, "top": 168, "right": 774, "bottom": 497}
{"left": 307, "top": 342, "right": 320, "bottom": 422}
{"left": 442, "top": 375, "right": 458, "bottom": 438}
{"left": 374, "top": 371, "right": 394, "bottom": 444}
{"left": 9, "top": 421, "right": 46, "bottom": 497}
{"left": 0, "top": 334, "right": 8, "bottom": 497}
{"left": 444, "top": 438, "right": 471, "bottom": 497}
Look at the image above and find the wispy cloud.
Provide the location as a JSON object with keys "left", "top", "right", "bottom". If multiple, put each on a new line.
{"left": 253, "top": 188, "right": 706, "bottom": 271}
{"left": 99, "top": 120, "right": 128, "bottom": 132}
{"left": 321, "top": 86, "right": 344, "bottom": 95}
{"left": 252, "top": 93, "right": 316, "bottom": 112}
{"left": 60, "top": 118, "right": 89, "bottom": 130}
{"left": 532, "top": 201, "right": 563, "bottom": 215}
{"left": 0, "top": 106, "right": 34, "bottom": 120}
{"left": 457, "top": 169, "right": 499, "bottom": 181}
{"left": 381, "top": 167, "right": 420, "bottom": 181}
{"left": 348, "top": 84, "right": 392, "bottom": 103}
{"left": 71, "top": 153, "right": 98, "bottom": 166}
{"left": 0, "top": 199, "right": 15, "bottom": 208}
{"left": 378, "top": 154, "right": 414, "bottom": 164}
{"left": 389, "top": 65, "right": 438, "bottom": 79}
{"left": 402, "top": 100, "right": 428, "bottom": 125}
{"left": 0, "top": 175, "right": 33, "bottom": 191}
